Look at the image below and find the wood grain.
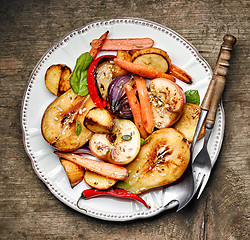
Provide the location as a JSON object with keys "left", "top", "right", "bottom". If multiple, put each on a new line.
{"left": 0, "top": 0, "right": 249, "bottom": 239}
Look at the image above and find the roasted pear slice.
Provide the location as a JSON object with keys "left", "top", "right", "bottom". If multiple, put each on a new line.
{"left": 173, "top": 103, "right": 205, "bottom": 142}
{"left": 41, "top": 89, "right": 96, "bottom": 151}
{"left": 125, "top": 128, "right": 190, "bottom": 194}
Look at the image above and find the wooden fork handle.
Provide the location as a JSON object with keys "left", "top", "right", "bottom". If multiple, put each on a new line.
{"left": 201, "top": 34, "right": 237, "bottom": 114}
{"left": 205, "top": 34, "right": 237, "bottom": 125}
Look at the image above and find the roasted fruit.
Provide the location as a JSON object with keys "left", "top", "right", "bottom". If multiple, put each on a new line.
{"left": 89, "top": 119, "right": 141, "bottom": 165}
{"left": 45, "top": 64, "right": 72, "bottom": 96}
{"left": 41, "top": 90, "right": 96, "bottom": 151}
{"left": 84, "top": 170, "right": 117, "bottom": 190}
{"left": 60, "top": 158, "right": 85, "bottom": 188}
{"left": 125, "top": 128, "right": 191, "bottom": 194}
{"left": 84, "top": 107, "right": 114, "bottom": 133}
{"left": 173, "top": 103, "right": 205, "bottom": 142}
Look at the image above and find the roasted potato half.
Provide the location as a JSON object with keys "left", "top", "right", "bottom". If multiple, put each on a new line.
{"left": 84, "top": 170, "right": 117, "bottom": 190}
{"left": 41, "top": 89, "right": 96, "bottom": 151}
{"left": 60, "top": 158, "right": 85, "bottom": 188}
{"left": 173, "top": 103, "right": 205, "bottom": 142}
{"left": 125, "top": 128, "right": 190, "bottom": 194}
{"left": 45, "top": 64, "right": 72, "bottom": 96}
{"left": 84, "top": 107, "right": 114, "bottom": 133}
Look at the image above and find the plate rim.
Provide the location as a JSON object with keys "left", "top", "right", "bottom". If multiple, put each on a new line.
{"left": 21, "top": 17, "right": 223, "bottom": 221}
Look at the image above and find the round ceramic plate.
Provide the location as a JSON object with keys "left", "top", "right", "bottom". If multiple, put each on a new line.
{"left": 21, "top": 18, "right": 224, "bottom": 221}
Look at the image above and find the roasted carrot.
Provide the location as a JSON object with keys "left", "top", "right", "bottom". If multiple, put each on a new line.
{"left": 90, "top": 38, "right": 154, "bottom": 51}
{"left": 125, "top": 84, "right": 149, "bottom": 139}
{"left": 55, "top": 152, "right": 128, "bottom": 180}
{"left": 168, "top": 64, "right": 192, "bottom": 84}
{"left": 133, "top": 76, "right": 155, "bottom": 134}
{"left": 89, "top": 31, "right": 109, "bottom": 59}
{"left": 113, "top": 58, "right": 175, "bottom": 81}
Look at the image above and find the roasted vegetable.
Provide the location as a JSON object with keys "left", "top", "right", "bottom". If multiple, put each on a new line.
{"left": 84, "top": 170, "right": 117, "bottom": 190}
{"left": 45, "top": 64, "right": 72, "bottom": 96}
{"left": 87, "top": 55, "right": 116, "bottom": 107}
{"left": 41, "top": 89, "right": 96, "bottom": 151}
{"left": 125, "top": 128, "right": 190, "bottom": 194}
{"left": 113, "top": 50, "right": 132, "bottom": 78}
{"left": 89, "top": 119, "right": 141, "bottom": 165}
{"left": 60, "top": 158, "right": 85, "bottom": 188}
{"left": 84, "top": 107, "right": 114, "bottom": 133}
{"left": 173, "top": 103, "right": 205, "bottom": 142}
{"left": 132, "top": 47, "right": 171, "bottom": 73}
{"left": 55, "top": 152, "right": 128, "bottom": 180}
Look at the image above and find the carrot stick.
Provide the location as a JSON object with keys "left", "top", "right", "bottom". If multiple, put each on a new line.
{"left": 168, "top": 64, "right": 192, "bottom": 84}
{"left": 89, "top": 31, "right": 109, "bottom": 59}
{"left": 125, "top": 84, "right": 148, "bottom": 139}
{"left": 55, "top": 152, "right": 128, "bottom": 180}
{"left": 91, "top": 38, "right": 154, "bottom": 51}
{"left": 113, "top": 58, "right": 175, "bottom": 81}
{"left": 133, "top": 76, "right": 155, "bottom": 134}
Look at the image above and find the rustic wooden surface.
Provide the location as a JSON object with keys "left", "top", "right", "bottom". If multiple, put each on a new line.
{"left": 0, "top": 0, "right": 249, "bottom": 239}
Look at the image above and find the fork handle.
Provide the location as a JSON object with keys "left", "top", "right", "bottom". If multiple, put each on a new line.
{"left": 201, "top": 34, "right": 237, "bottom": 112}
{"left": 205, "top": 34, "right": 237, "bottom": 125}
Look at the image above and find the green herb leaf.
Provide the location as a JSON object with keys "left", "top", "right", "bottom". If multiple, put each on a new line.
{"left": 116, "top": 181, "right": 131, "bottom": 190}
{"left": 70, "top": 52, "right": 93, "bottom": 96}
{"left": 140, "top": 137, "right": 149, "bottom": 146}
{"left": 75, "top": 120, "right": 82, "bottom": 136}
{"left": 185, "top": 90, "right": 200, "bottom": 105}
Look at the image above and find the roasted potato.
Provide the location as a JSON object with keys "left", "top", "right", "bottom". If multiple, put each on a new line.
{"left": 84, "top": 170, "right": 117, "bottom": 190}
{"left": 125, "top": 128, "right": 190, "bottom": 194}
{"left": 60, "top": 158, "right": 85, "bottom": 188}
{"left": 173, "top": 103, "right": 205, "bottom": 142}
{"left": 41, "top": 89, "right": 96, "bottom": 151}
{"left": 132, "top": 47, "right": 171, "bottom": 73}
{"left": 84, "top": 107, "right": 114, "bottom": 133}
{"left": 113, "top": 50, "right": 132, "bottom": 77}
{"left": 45, "top": 64, "right": 72, "bottom": 96}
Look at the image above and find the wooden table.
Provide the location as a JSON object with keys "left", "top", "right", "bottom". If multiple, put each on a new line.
{"left": 0, "top": 1, "right": 249, "bottom": 239}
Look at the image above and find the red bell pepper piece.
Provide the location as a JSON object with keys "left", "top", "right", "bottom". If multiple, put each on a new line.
{"left": 77, "top": 188, "right": 151, "bottom": 209}
{"left": 87, "top": 55, "right": 115, "bottom": 108}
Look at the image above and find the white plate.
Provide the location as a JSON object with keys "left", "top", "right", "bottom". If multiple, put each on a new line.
{"left": 21, "top": 18, "right": 224, "bottom": 221}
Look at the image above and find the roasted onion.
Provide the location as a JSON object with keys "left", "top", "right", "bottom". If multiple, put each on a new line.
{"left": 107, "top": 75, "right": 132, "bottom": 118}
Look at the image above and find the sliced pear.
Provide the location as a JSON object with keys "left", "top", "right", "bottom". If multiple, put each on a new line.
{"left": 41, "top": 90, "right": 96, "bottom": 151}
{"left": 125, "top": 128, "right": 190, "bottom": 194}
{"left": 89, "top": 119, "right": 141, "bottom": 165}
{"left": 173, "top": 103, "right": 205, "bottom": 142}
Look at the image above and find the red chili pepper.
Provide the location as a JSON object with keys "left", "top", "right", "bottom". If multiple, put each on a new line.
{"left": 87, "top": 55, "right": 116, "bottom": 108}
{"left": 77, "top": 188, "right": 151, "bottom": 209}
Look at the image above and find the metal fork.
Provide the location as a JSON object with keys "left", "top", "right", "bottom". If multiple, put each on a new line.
{"left": 163, "top": 34, "right": 236, "bottom": 210}
{"left": 192, "top": 34, "right": 237, "bottom": 199}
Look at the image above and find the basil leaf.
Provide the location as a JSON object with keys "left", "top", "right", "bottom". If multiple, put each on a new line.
{"left": 185, "top": 90, "right": 200, "bottom": 105}
{"left": 70, "top": 52, "right": 93, "bottom": 96}
{"left": 116, "top": 181, "right": 131, "bottom": 190}
{"left": 75, "top": 120, "right": 82, "bottom": 136}
{"left": 140, "top": 137, "right": 149, "bottom": 146}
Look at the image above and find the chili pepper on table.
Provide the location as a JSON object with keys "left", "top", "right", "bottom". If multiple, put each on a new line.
{"left": 77, "top": 188, "right": 151, "bottom": 210}
{"left": 87, "top": 55, "right": 116, "bottom": 108}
